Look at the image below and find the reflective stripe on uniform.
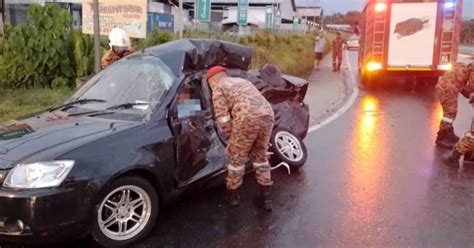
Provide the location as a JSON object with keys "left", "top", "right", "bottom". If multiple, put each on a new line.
{"left": 227, "top": 164, "right": 245, "bottom": 171}
{"left": 465, "top": 132, "right": 474, "bottom": 140}
{"left": 442, "top": 117, "right": 454, "bottom": 124}
{"left": 217, "top": 115, "right": 231, "bottom": 123}
{"left": 253, "top": 161, "right": 270, "bottom": 168}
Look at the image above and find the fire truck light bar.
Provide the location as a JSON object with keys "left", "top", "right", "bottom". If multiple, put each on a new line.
{"left": 444, "top": 1, "right": 456, "bottom": 9}
{"left": 375, "top": 3, "right": 387, "bottom": 12}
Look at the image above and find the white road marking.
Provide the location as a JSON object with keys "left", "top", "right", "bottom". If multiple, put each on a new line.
{"left": 308, "top": 51, "right": 360, "bottom": 134}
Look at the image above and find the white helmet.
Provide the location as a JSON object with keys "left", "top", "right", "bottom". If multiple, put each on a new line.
{"left": 108, "top": 27, "right": 131, "bottom": 48}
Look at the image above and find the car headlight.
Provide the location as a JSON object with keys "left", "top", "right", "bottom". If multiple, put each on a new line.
{"left": 3, "top": 160, "right": 75, "bottom": 189}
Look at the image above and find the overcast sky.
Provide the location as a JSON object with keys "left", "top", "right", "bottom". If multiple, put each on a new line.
{"left": 295, "top": 0, "right": 473, "bottom": 19}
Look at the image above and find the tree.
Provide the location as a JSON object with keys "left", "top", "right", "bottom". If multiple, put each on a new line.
{"left": 0, "top": 4, "right": 74, "bottom": 89}
{"left": 461, "top": 19, "right": 474, "bottom": 44}
{"left": 324, "top": 11, "right": 361, "bottom": 25}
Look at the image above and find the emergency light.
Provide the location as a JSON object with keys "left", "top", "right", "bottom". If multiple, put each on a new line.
{"left": 375, "top": 3, "right": 387, "bottom": 12}
{"left": 444, "top": 1, "right": 456, "bottom": 9}
{"left": 438, "top": 63, "right": 453, "bottom": 71}
{"left": 366, "top": 61, "right": 383, "bottom": 71}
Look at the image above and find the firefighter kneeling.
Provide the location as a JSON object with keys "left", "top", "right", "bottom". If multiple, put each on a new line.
{"left": 435, "top": 62, "right": 474, "bottom": 148}
{"left": 207, "top": 66, "right": 275, "bottom": 212}
{"left": 441, "top": 62, "right": 474, "bottom": 167}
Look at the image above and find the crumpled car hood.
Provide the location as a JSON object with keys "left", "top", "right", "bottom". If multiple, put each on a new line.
{"left": 0, "top": 112, "right": 138, "bottom": 169}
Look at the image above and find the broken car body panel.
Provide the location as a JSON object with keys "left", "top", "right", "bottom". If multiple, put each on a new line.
{"left": 0, "top": 39, "right": 309, "bottom": 243}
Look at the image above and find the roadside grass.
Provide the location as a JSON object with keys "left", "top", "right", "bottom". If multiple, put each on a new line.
{"left": 0, "top": 88, "right": 72, "bottom": 124}
{"left": 1, "top": 31, "right": 327, "bottom": 124}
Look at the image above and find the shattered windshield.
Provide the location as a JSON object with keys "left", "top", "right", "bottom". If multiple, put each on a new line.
{"left": 69, "top": 56, "right": 175, "bottom": 113}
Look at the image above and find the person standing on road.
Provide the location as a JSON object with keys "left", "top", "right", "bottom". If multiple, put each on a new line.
{"left": 353, "top": 21, "right": 360, "bottom": 37}
{"left": 332, "top": 32, "right": 347, "bottom": 72}
{"left": 435, "top": 62, "right": 474, "bottom": 148}
{"left": 101, "top": 27, "right": 134, "bottom": 69}
{"left": 207, "top": 66, "right": 275, "bottom": 212}
{"left": 314, "top": 32, "right": 326, "bottom": 71}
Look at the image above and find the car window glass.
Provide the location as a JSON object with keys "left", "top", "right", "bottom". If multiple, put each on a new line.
{"left": 176, "top": 84, "right": 203, "bottom": 118}
{"left": 70, "top": 56, "right": 175, "bottom": 112}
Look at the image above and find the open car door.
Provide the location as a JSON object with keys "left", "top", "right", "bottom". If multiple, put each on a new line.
{"left": 169, "top": 75, "right": 228, "bottom": 188}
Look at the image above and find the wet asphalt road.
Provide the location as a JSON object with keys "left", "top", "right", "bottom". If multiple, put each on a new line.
{"left": 16, "top": 52, "right": 474, "bottom": 247}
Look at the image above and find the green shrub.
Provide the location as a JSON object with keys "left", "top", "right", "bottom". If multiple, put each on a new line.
{"left": 0, "top": 4, "right": 74, "bottom": 89}
{"left": 242, "top": 31, "right": 316, "bottom": 78}
{"left": 71, "top": 32, "right": 94, "bottom": 78}
{"left": 133, "top": 28, "right": 174, "bottom": 50}
{"left": 0, "top": 88, "right": 72, "bottom": 123}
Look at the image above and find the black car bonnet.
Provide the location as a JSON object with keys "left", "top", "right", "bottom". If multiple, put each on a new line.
{"left": 145, "top": 39, "right": 252, "bottom": 77}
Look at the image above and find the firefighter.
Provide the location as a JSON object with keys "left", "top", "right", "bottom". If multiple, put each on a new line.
{"left": 207, "top": 66, "right": 275, "bottom": 212}
{"left": 442, "top": 64, "right": 474, "bottom": 167}
{"left": 332, "top": 32, "right": 347, "bottom": 72}
{"left": 101, "top": 27, "right": 134, "bottom": 69}
{"left": 444, "top": 127, "right": 474, "bottom": 168}
{"left": 435, "top": 62, "right": 474, "bottom": 148}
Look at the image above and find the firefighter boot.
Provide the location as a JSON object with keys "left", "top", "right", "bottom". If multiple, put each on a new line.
{"left": 442, "top": 150, "right": 462, "bottom": 168}
{"left": 337, "top": 63, "right": 342, "bottom": 71}
{"left": 224, "top": 189, "right": 240, "bottom": 207}
{"left": 254, "top": 185, "right": 272, "bottom": 212}
{"left": 332, "top": 62, "right": 337, "bottom": 72}
{"left": 464, "top": 151, "right": 474, "bottom": 165}
{"left": 446, "top": 126, "right": 460, "bottom": 143}
{"left": 435, "top": 130, "right": 456, "bottom": 149}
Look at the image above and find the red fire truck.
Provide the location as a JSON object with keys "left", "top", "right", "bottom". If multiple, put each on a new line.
{"left": 358, "top": 0, "right": 463, "bottom": 87}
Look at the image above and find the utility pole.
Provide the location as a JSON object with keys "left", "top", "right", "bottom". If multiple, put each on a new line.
{"left": 93, "top": 0, "right": 101, "bottom": 73}
{"left": 178, "top": 0, "right": 183, "bottom": 39}
{"left": 1, "top": 0, "right": 5, "bottom": 35}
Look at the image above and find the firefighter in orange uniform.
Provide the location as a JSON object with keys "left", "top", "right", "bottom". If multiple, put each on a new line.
{"left": 332, "top": 32, "right": 347, "bottom": 72}
{"left": 101, "top": 28, "right": 134, "bottom": 69}
{"left": 435, "top": 62, "right": 474, "bottom": 148}
{"left": 207, "top": 66, "right": 275, "bottom": 212}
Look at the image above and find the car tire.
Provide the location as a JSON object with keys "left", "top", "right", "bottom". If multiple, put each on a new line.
{"left": 270, "top": 128, "right": 308, "bottom": 169}
{"left": 91, "top": 176, "right": 159, "bottom": 247}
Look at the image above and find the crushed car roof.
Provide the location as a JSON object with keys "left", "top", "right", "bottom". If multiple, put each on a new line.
{"left": 144, "top": 39, "right": 253, "bottom": 77}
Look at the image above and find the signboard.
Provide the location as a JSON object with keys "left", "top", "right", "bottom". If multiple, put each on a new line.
{"left": 293, "top": 17, "right": 298, "bottom": 31}
{"left": 265, "top": 6, "right": 273, "bottom": 29}
{"left": 196, "top": 0, "right": 211, "bottom": 22}
{"left": 82, "top": 0, "right": 147, "bottom": 39}
{"left": 237, "top": 0, "right": 248, "bottom": 25}
{"left": 147, "top": 13, "right": 174, "bottom": 33}
{"left": 274, "top": 9, "right": 281, "bottom": 29}
{"left": 387, "top": 2, "right": 438, "bottom": 67}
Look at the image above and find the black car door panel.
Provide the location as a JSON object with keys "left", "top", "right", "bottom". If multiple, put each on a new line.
{"left": 170, "top": 78, "right": 227, "bottom": 187}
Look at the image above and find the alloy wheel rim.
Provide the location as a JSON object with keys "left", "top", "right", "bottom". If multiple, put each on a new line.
{"left": 275, "top": 131, "right": 303, "bottom": 162}
{"left": 98, "top": 185, "right": 152, "bottom": 241}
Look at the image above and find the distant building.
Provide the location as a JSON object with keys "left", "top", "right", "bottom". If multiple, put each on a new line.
{"left": 325, "top": 24, "right": 352, "bottom": 33}
{"left": 295, "top": 6, "right": 323, "bottom": 26}
{"left": 3, "top": 0, "right": 311, "bottom": 34}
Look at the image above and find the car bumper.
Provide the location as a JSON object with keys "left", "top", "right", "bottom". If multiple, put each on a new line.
{"left": 0, "top": 182, "right": 94, "bottom": 244}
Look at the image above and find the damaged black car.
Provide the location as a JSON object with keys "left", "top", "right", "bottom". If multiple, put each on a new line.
{"left": 0, "top": 39, "right": 309, "bottom": 247}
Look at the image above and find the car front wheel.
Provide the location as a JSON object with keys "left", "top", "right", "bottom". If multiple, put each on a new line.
{"left": 91, "top": 176, "right": 159, "bottom": 247}
{"left": 270, "top": 128, "right": 308, "bottom": 169}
